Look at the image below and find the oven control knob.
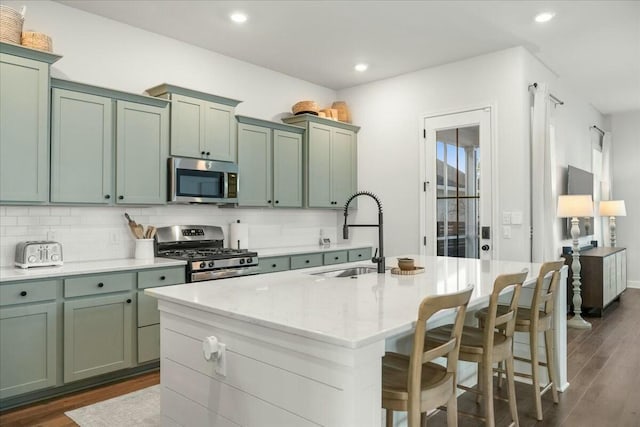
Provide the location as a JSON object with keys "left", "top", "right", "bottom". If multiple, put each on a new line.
{"left": 199, "top": 262, "right": 206, "bottom": 269}
{"left": 246, "top": 257, "right": 253, "bottom": 264}
{"left": 239, "top": 259, "right": 245, "bottom": 265}
{"left": 208, "top": 261, "right": 215, "bottom": 268}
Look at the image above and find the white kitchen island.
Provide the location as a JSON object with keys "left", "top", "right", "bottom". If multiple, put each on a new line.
{"left": 146, "top": 255, "right": 568, "bottom": 427}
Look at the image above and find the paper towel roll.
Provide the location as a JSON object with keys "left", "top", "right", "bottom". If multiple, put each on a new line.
{"left": 229, "top": 222, "right": 249, "bottom": 249}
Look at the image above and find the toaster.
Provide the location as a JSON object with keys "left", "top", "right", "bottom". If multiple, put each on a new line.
{"left": 15, "top": 241, "right": 64, "bottom": 269}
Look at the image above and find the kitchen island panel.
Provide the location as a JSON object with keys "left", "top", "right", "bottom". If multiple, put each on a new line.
{"left": 159, "top": 301, "right": 385, "bottom": 426}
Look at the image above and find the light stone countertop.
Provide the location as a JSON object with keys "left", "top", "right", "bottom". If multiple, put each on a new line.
{"left": 147, "top": 255, "right": 544, "bottom": 349}
{"left": 255, "top": 243, "right": 371, "bottom": 257}
{"left": 0, "top": 258, "right": 187, "bottom": 282}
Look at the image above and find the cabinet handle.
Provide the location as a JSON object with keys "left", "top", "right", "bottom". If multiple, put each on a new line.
{"left": 201, "top": 151, "right": 206, "bottom": 156}
{"left": 118, "top": 195, "right": 124, "bottom": 200}
{"left": 267, "top": 200, "right": 272, "bottom": 203}
{"left": 160, "top": 275, "right": 166, "bottom": 280}
{"left": 358, "top": 254, "right": 362, "bottom": 258}
{"left": 20, "top": 291, "right": 27, "bottom": 297}
{"left": 272, "top": 264, "right": 277, "bottom": 268}
{"left": 275, "top": 200, "right": 279, "bottom": 204}
{"left": 206, "top": 152, "right": 211, "bottom": 156}
{"left": 334, "top": 256, "right": 339, "bottom": 260}
{"left": 104, "top": 194, "right": 111, "bottom": 199}
{"left": 97, "top": 282, "right": 104, "bottom": 288}
{"left": 305, "top": 260, "right": 310, "bottom": 264}
{"left": 126, "top": 299, "right": 132, "bottom": 304}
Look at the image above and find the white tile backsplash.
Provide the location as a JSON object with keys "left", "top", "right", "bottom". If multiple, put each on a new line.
{"left": 0, "top": 205, "right": 347, "bottom": 267}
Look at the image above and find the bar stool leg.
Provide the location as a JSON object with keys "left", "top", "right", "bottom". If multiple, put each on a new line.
{"left": 482, "top": 359, "right": 495, "bottom": 427}
{"left": 545, "top": 328, "right": 560, "bottom": 403}
{"left": 505, "top": 356, "right": 520, "bottom": 427}
{"left": 447, "top": 390, "right": 458, "bottom": 427}
{"left": 386, "top": 409, "right": 393, "bottom": 427}
{"left": 530, "top": 330, "right": 542, "bottom": 420}
{"left": 476, "top": 362, "right": 483, "bottom": 404}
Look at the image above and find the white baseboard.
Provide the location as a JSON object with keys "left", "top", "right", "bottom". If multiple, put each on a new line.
{"left": 627, "top": 280, "right": 640, "bottom": 289}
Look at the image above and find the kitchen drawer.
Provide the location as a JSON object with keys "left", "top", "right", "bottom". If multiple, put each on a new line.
{"left": 348, "top": 248, "right": 372, "bottom": 262}
{"left": 259, "top": 256, "right": 291, "bottom": 274}
{"left": 138, "top": 266, "right": 185, "bottom": 289}
{"left": 138, "top": 324, "right": 160, "bottom": 363}
{"left": 138, "top": 290, "right": 160, "bottom": 327}
{"left": 290, "top": 253, "right": 323, "bottom": 270}
{"left": 64, "top": 272, "right": 136, "bottom": 298}
{"left": 323, "top": 251, "right": 348, "bottom": 265}
{"left": 0, "top": 279, "right": 59, "bottom": 307}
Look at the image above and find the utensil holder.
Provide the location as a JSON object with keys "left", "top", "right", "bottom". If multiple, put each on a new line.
{"left": 134, "top": 239, "right": 154, "bottom": 260}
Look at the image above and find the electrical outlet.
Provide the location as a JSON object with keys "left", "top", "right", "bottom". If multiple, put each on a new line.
{"left": 503, "top": 225, "right": 512, "bottom": 239}
{"left": 46, "top": 230, "right": 56, "bottom": 241}
{"left": 109, "top": 231, "right": 119, "bottom": 244}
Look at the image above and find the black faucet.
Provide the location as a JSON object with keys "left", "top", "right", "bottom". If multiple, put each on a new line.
{"left": 343, "top": 191, "right": 385, "bottom": 273}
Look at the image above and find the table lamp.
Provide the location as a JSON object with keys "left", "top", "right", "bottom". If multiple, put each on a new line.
{"left": 557, "top": 194, "right": 593, "bottom": 329}
{"left": 598, "top": 200, "right": 626, "bottom": 247}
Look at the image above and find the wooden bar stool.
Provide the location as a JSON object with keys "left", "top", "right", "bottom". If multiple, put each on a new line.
{"left": 476, "top": 260, "right": 564, "bottom": 421}
{"left": 382, "top": 286, "right": 474, "bottom": 427}
{"left": 425, "top": 272, "right": 527, "bottom": 427}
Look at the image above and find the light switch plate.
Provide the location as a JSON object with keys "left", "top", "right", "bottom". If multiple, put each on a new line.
{"left": 511, "top": 211, "right": 523, "bottom": 225}
{"left": 502, "top": 212, "right": 511, "bottom": 225}
{"left": 503, "top": 225, "right": 512, "bottom": 239}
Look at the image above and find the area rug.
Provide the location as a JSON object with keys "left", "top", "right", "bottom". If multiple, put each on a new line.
{"left": 65, "top": 385, "right": 160, "bottom": 426}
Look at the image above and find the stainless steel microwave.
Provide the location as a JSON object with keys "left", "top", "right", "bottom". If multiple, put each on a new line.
{"left": 168, "top": 157, "right": 238, "bottom": 204}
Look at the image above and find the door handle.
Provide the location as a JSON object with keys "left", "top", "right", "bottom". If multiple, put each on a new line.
{"left": 481, "top": 244, "right": 490, "bottom": 251}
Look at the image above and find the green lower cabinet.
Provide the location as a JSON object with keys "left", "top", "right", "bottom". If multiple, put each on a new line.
{"left": 258, "top": 256, "right": 291, "bottom": 273}
{"left": 63, "top": 293, "right": 134, "bottom": 383}
{"left": 290, "top": 253, "right": 323, "bottom": 270}
{"left": 348, "top": 247, "right": 372, "bottom": 262}
{"left": 0, "top": 302, "right": 57, "bottom": 399}
{"left": 137, "top": 324, "right": 160, "bottom": 364}
{"left": 323, "top": 251, "right": 348, "bottom": 265}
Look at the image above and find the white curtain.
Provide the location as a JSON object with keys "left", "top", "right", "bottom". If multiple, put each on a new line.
{"left": 531, "top": 83, "right": 559, "bottom": 262}
{"left": 600, "top": 131, "right": 613, "bottom": 245}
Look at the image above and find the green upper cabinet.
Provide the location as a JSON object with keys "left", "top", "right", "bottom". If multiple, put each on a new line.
{"left": 116, "top": 101, "right": 168, "bottom": 204}
{"left": 238, "top": 122, "right": 272, "bottom": 206}
{"left": 146, "top": 84, "right": 241, "bottom": 162}
{"left": 51, "top": 89, "right": 113, "bottom": 203}
{"left": 282, "top": 114, "right": 359, "bottom": 208}
{"left": 0, "top": 43, "right": 61, "bottom": 204}
{"left": 273, "top": 129, "right": 303, "bottom": 207}
{"left": 236, "top": 116, "right": 303, "bottom": 208}
{"left": 50, "top": 79, "right": 169, "bottom": 205}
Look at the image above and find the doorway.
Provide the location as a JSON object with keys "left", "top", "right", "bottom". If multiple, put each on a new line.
{"left": 422, "top": 108, "right": 493, "bottom": 259}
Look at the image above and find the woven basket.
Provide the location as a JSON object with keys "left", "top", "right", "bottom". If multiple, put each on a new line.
{"left": 331, "top": 101, "right": 351, "bottom": 123}
{"left": 292, "top": 100, "right": 319, "bottom": 115}
{"left": 0, "top": 5, "right": 24, "bottom": 44}
{"left": 21, "top": 31, "right": 52, "bottom": 52}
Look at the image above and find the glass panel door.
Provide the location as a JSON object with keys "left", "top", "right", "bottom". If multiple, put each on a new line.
{"left": 435, "top": 127, "right": 480, "bottom": 258}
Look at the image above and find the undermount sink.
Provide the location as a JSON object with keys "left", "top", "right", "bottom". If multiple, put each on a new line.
{"left": 312, "top": 266, "right": 381, "bottom": 278}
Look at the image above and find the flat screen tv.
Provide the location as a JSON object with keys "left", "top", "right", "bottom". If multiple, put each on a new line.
{"left": 564, "top": 165, "right": 594, "bottom": 238}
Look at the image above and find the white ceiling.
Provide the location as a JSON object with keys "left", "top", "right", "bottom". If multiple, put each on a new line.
{"left": 56, "top": 0, "right": 640, "bottom": 114}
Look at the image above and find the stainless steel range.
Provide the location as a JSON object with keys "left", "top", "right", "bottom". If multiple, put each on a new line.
{"left": 154, "top": 225, "right": 259, "bottom": 282}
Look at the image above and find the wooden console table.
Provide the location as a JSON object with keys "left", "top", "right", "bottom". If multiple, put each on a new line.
{"left": 563, "top": 247, "right": 627, "bottom": 316}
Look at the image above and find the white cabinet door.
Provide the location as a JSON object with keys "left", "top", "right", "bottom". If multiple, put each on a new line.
{"left": 616, "top": 250, "right": 627, "bottom": 295}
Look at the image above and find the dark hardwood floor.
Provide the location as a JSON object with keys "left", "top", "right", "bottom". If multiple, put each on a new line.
{"left": 2, "top": 289, "right": 640, "bottom": 426}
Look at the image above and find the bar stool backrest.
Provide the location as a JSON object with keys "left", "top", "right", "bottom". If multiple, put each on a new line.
{"left": 483, "top": 272, "right": 528, "bottom": 349}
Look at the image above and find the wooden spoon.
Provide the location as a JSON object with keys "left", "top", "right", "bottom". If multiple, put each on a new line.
{"left": 124, "top": 213, "right": 144, "bottom": 239}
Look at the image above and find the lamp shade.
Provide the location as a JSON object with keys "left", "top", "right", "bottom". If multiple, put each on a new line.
{"left": 557, "top": 194, "right": 594, "bottom": 218}
{"left": 598, "top": 200, "right": 626, "bottom": 217}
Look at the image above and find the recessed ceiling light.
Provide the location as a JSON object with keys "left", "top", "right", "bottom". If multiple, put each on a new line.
{"left": 354, "top": 63, "right": 368, "bottom": 72}
{"left": 230, "top": 12, "right": 248, "bottom": 23}
{"left": 534, "top": 12, "right": 555, "bottom": 23}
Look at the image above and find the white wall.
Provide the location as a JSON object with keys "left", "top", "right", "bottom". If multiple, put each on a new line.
{"left": 338, "top": 46, "right": 607, "bottom": 261}
{"left": 0, "top": 0, "right": 344, "bottom": 267}
{"left": 609, "top": 111, "right": 640, "bottom": 288}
